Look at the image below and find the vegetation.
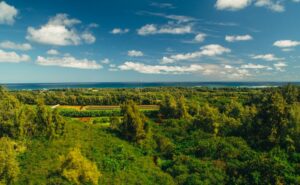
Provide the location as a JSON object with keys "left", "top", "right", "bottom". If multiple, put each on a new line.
{"left": 1, "top": 85, "right": 300, "bottom": 184}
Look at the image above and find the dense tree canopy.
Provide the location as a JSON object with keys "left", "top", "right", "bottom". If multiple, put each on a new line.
{"left": 1, "top": 85, "right": 300, "bottom": 184}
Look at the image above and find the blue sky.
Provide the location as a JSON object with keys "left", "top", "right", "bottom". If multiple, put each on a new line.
{"left": 0, "top": 0, "right": 300, "bottom": 83}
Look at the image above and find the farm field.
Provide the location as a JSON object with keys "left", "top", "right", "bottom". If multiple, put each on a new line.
{"left": 57, "top": 105, "right": 159, "bottom": 111}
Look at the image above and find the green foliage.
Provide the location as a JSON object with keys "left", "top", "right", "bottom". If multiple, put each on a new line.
{"left": 0, "top": 87, "right": 65, "bottom": 139}
{"left": 0, "top": 87, "right": 24, "bottom": 138}
{"left": 160, "top": 95, "right": 178, "bottom": 119}
{"left": 159, "top": 95, "right": 192, "bottom": 119}
{"left": 119, "top": 100, "right": 147, "bottom": 143}
{"left": 0, "top": 137, "right": 21, "bottom": 185}
{"left": 17, "top": 119, "right": 175, "bottom": 185}
{"left": 193, "top": 103, "right": 221, "bottom": 136}
{"left": 35, "top": 99, "right": 65, "bottom": 139}
{"left": 59, "top": 147, "right": 101, "bottom": 185}
{"left": 59, "top": 109, "right": 121, "bottom": 117}
{"left": 165, "top": 155, "right": 227, "bottom": 185}
{"left": 1, "top": 85, "right": 300, "bottom": 184}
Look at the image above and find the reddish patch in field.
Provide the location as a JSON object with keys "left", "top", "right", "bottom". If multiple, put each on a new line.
{"left": 78, "top": 117, "right": 91, "bottom": 123}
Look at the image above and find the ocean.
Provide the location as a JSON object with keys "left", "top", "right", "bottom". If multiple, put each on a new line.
{"left": 1, "top": 82, "right": 299, "bottom": 90}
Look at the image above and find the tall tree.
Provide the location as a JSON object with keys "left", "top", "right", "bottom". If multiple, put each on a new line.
{"left": 159, "top": 95, "right": 177, "bottom": 119}
{"left": 119, "top": 100, "right": 147, "bottom": 143}
{"left": 177, "top": 96, "right": 190, "bottom": 119}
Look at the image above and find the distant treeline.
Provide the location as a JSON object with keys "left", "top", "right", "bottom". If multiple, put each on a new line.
{"left": 11, "top": 87, "right": 278, "bottom": 106}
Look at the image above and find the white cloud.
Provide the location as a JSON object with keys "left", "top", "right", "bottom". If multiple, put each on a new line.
{"left": 36, "top": 55, "right": 102, "bottom": 69}
{"left": 252, "top": 54, "right": 284, "bottom": 61}
{"left": 255, "top": 0, "right": 285, "bottom": 12}
{"left": 0, "top": 41, "right": 32, "bottom": 51}
{"left": 118, "top": 61, "right": 250, "bottom": 79}
{"left": 81, "top": 32, "right": 96, "bottom": 44}
{"left": 161, "top": 57, "right": 175, "bottom": 64}
{"left": 274, "top": 62, "right": 287, "bottom": 71}
{"left": 215, "top": 0, "right": 285, "bottom": 12}
{"left": 0, "top": 1, "right": 18, "bottom": 25}
{"left": 119, "top": 61, "right": 203, "bottom": 74}
{"left": 225, "top": 34, "right": 253, "bottom": 42}
{"left": 273, "top": 40, "right": 300, "bottom": 48}
{"left": 161, "top": 44, "right": 231, "bottom": 63}
{"left": 194, "top": 33, "right": 206, "bottom": 42}
{"left": 128, "top": 50, "right": 144, "bottom": 57}
{"left": 111, "top": 28, "right": 130, "bottom": 34}
{"left": 0, "top": 49, "right": 30, "bottom": 63}
{"left": 101, "top": 58, "right": 110, "bottom": 64}
{"left": 241, "top": 63, "right": 270, "bottom": 69}
{"left": 137, "top": 24, "right": 192, "bottom": 35}
{"left": 215, "top": 0, "right": 252, "bottom": 11}
{"left": 47, "top": 49, "right": 59, "bottom": 55}
{"left": 26, "top": 14, "right": 96, "bottom": 46}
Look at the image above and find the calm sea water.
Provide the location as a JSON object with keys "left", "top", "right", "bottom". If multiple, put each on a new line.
{"left": 1, "top": 82, "right": 299, "bottom": 90}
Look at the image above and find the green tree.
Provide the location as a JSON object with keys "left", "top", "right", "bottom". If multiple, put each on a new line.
{"left": 59, "top": 148, "right": 101, "bottom": 185}
{"left": 0, "top": 87, "right": 25, "bottom": 138}
{"left": 119, "top": 100, "right": 147, "bottom": 143}
{"left": 35, "top": 99, "right": 65, "bottom": 138}
{"left": 254, "top": 92, "right": 289, "bottom": 150}
{"left": 287, "top": 103, "right": 300, "bottom": 151}
{"left": 0, "top": 137, "right": 20, "bottom": 185}
{"left": 159, "top": 95, "right": 177, "bottom": 119}
{"left": 177, "top": 96, "right": 190, "bottom": 119}
{"left": 281, "top": 84, "right": 299, "bottom": 104}
{"left": 193, "top": 104, "right": 221, "bottom": 136}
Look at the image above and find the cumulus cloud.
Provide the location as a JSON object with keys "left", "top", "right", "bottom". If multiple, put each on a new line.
{"left": 194, "top": 33, "right": 207, "bottom": 43}
{"left": 215, "top": 0, "right": 252, "bottom": 11}
{"left": 161, "top": 44, "right": 231, "bottom": 64}
{"left": 273, "top": 40, "right": 300, "bottom": 48}
{"left": 241, "top": 63, "right": 271, "bottom": 69}
{"left": 137, "top": 24, "right": 192, "bottom": 36}
{"left": 101, "top": 58, "right": 110, "bottom": 64}
{"left": 119, "top": 62, "right": 203, "bottom": 74}
{"left": 36, "top": 55, "right": 102, "bottom": 69}
{"left": 255, "top": 0, "right": 285, "bottom": 12}
{"left": 225, "top": 35, "right": 253, "bottom": 42}
{"left": 215, "top": 0, "right": 285, "bottom": 12}
{"left": 0, "top": 49, "right": 30, "bottom": 63}
{"left": 118, "top": 61, "right": 250, "bottom": 79}
{"left": 0, "top": 1, "right": 18, "bottom": 25}
{"left": 26, "top": 14, "right": 96, "bottom": 46}
{"left": 0, "top": 41, "right": 32, "bottom": 51}
{"left": 110, "top": 28, "right": 130, "bottom": 34}
{"left": 47, "top": 49, "right": 59, "bottom": 55}
{"left": 81, "top": 32, "right": 96, "bottom": 44}
{"left": 128, "top": 50, "right": 144, "bottom": 57}
{"left": 274, "top": 62, "right": 287, "bottom": 71}
{"left": 252, "top": 54, "right": 284, "bottom": 61}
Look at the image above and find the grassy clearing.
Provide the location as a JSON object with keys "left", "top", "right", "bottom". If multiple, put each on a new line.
{"left": 17, "top": 118, "right": 174, "bottom": 185}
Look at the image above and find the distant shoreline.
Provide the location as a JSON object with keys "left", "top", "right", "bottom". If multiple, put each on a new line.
{"left": 1, "top": 82, "right": 299, "bottom": 90}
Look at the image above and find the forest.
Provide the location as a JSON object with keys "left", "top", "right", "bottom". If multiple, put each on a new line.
{"left": 1, "top": 85, "right": 300, "bottom": 185}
